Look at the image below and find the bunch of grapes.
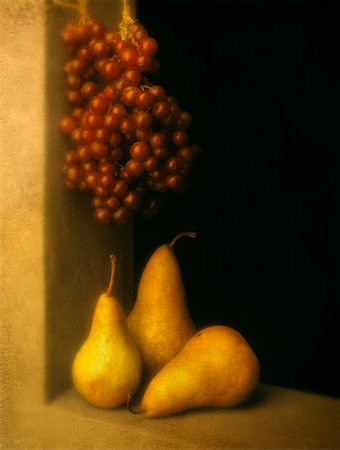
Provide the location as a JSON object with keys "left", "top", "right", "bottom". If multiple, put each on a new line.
{"left": 59, "top": 16, "right": 201, "bottom": 224}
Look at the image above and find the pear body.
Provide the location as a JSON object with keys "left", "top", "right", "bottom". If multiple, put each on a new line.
{"left": 72, "top": 293, "right": 142, "bottom": 408}
{"left": 141, "top": 325, "right": 260, "bottom": 417}
{"left": 128, "top": 243, "right": 196, "bottom": 378}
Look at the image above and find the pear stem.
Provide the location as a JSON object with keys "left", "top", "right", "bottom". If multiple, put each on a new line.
{"left": 127, "top": 393, "right": 145, "bottom": 414}
{"left": 106, "top": 255, "right": 117, "bottom": 297}
{"left": 169, "top": 231, "right": 198, "bottom": 249}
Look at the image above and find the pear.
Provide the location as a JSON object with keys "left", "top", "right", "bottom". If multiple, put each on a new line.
{"left": 140, "top": 325, "right": 260, "bottom": 417}
{"left": 128, "top": 232, "right": 197, "bottom": 380}
{"left": 72, "top": 255, "right": 142, "bottom": 409}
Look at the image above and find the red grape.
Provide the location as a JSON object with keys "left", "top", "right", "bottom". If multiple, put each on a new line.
{"left": 124, "top": 159, "right": 144, "bottom": 178}
{"left": 129, "top": 141, "right": 150, "bottom": 161}
{"left": 112, "top": 206, "right": 130, "bottom": 224}
{"left": 94, "top": 207, "right": 111, "bottom": 224}
{"left": 123, "top": 190, "right": 142, "bottom": 210}
{"left": 104, "top": 195, "right": 120, "bottom": 211}
{"left": 59, "top": 115, "right": 77, "bottom": 134}
{"left": 139, "top": 37, "right": 158, "bottom": 56}
{"left": 112, "top": 179, "right": 129, "bottom": 198}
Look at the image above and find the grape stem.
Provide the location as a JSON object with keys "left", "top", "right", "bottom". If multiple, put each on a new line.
{"left": 106, "top": 255, "right": 117, "bottom": 296}
{"left": 169, "top": 232, "right": 198, "bottom": 249}
{"left": 119, "top": 0, "right": 136, "bottom": 40}
{"left": 53, "top": 0, "right": 88, "bottom": 22}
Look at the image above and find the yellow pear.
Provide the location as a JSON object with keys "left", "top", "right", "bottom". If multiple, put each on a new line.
{"left": 72, "top": 255, "right": 142, "bottom": 408}
{"left": 128, "top": 232, "right": 197, "bottom": 380}
{"left": 140, "top": 325, "right": 260, "bottom": 417}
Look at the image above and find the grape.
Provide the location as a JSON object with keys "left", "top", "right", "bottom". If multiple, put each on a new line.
{"left": 111, "top": 103, "right": 127, "bottom": 118}
{"left": 132, "top": 23, "right": 148, "bottom": 42}
{"left": 160, "top": 115, "right": 177, "bottom": 130}
{"left": 135, "top": 111, "right": 153, "bottom": 130}
{"left": 120, "top": 168, "right": 135, "bottom": 183}
{"left": 109, "top": 131, "right": 123, "bottom": 147}
{"left": 119, "top": 117, "right": 136, "bottom": 134}
{"left": 66, "top": 89, "right": 83, "bottom": 105}
{"left": 129, "top": 141, "right": 150, "bottom": 161}
{"left": 123, "top": 190, "right": 142, "bottom": 210}
{"left": 66, "top": 73, "right": 81, "bottom": 88}
{"left": 77, "top": 45, "right": 93, "bottom": 62}
{"left": 166, "top": 174, "right": 184, "bottom": 190}
{"left": 110, "top": 147, "right": 125, "bottom": 161}
{"left": 151, "top": 146, "right": 170, "bottom": 159}
{"left": 101, "top": 59, "right": 122, "bottom": 81}
{"left": 84, "top": 171, "right": 99, "bottom": 189}
{"left": 90, "top": 141, "right": 109, "bottom": 159}
{"left": 113, "top": 39, "right": 129, "bottom": 54}
{"left": 165, "top": 156, "right": 184, "bottom": 174}
{"left": 61, "top": 23, "right": 77, "bottom": 45}
{"left": 72, "top": 106, "right": 85, "bottom": 121}
{"left": 103, "top": 84, "right": 119, "bottom": 101}
{"left": 136, "top": 54, "right": 153, "bottom": 72}
{"left": 69, "top": 58, "right": 87, "bottom": 74}
{"left": 148, "top": 85, "right": 166, "bottom": 100}
{"left": 136, "top": 128, "right": 152, "bottom": 142}
{"left": 99, "top": 173, "right": 115, "bottom": 187}
{"left": 94, "top": 207, "right": 111, "bottom": 224}
{"left": 76, "top": 145, "right": 91, "bottom": 161}
{"left": 176, "top": 111, "right": 192, "bottom": 130}
{"left": 87, "top": 18, "right": 106, "bottom": 39}
{"left": 112, "top": 179, "right": 129, "bottom": 198}
{"left": 137, "top": 91, "right": 156, "bottom": 110}
{"left": 121, "top": 86, "right": 140, "bottom": 106}
{"left": 122, "top": 68, "right": 142, "bottom": 85}
{"left": 119, "top": 47, "right": 139, "bottom": 68}
{"left": 81, "top": 160, "right": 97, "bottom": 172}
{"left": 169, "top": 103, "right": 180, "bottom": 117}
{"left": 99, "top": 160, "right": 114, "bottom": 174}
{"left": 64, "top": 165, "right": 83, "bottom": 185}
{"left": 143, "top": 155, "right": 158, "bottom": 172}
{"left": 177, "top": 145, "right": 196, "bottom": 162}
{"left": 59, "top": 115, "right": 77, "bottom": 134}
{"left": 63, "top": 150, "right": 78, "bottom": 165}
{"left": 89, "top": 94, "right": 110, "bottom": 113}
{"left": 104, "top": 195, "right": 120, "bottom": 211}
{"left": 124, "top": 159, "right": 144, "bottom": 178}
{"left": 104, "top": 30, "right": 119, "bottom": 44}
{"left": 70, "top": 128, "right": 83, "bottom": 145}
{"left": 94, "top": 185, "right": 110, "bottom": 198}
{"left": 173, "top": 130, "right": 188, "bottom": 146}
{"left": 152, "top": 101, "right": 170, "bottom": 119}
{"left": 95, "top": 127, "right": 110, "bottom": 142}
{"left": 139, "top": 37, "right": 158, "bottom": 56}
{"left": 85, "top": 112, "right": 103, "bottom": 129}
{"left": 149, "top": 131, "right": 167, "bottom": 148}
{"left": 80, "top": 81, "right": 98, "bottom": 98}
{"left": 112, "top": 206, "right": 130, "bottom": 224}
{"left": 103, "top": 113, "right": 120, "bottom": 130}
{"left": 89, "top": 39, "right": 110, "bottom": 58}
{"left": 81, "top": 129, "right": 96, "bottom": 144}
{"left": 91, "top": 196, "right": 103, "bottom": 209}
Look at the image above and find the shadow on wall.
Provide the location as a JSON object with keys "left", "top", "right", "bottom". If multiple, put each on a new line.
{"left": 43, "top": 0, "right": 134, "bottom": 403}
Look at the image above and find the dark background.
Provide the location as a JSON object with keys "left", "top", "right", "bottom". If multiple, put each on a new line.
{"left": 132, "top": 0, "right": 339, "bottom": 397}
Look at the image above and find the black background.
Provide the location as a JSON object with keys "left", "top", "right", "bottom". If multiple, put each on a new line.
{"left": 132, "top": 0, "right": 339, "bottom": 397}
